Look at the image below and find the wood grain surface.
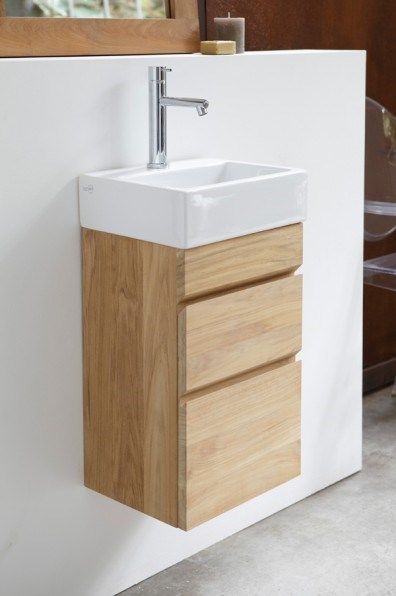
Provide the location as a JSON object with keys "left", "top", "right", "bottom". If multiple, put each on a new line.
{"left": 179, "top": 275, "right": 302, "bottom": 393}
{"left": 82, "top": 229, "right": 179, "bottom": 526}
{"left": 169, "top": 0, "right": 198, "bottom": 19}
{"left": 178, "top": 224, "right": 302, "bottom": 300}
{"left": 0, "top": 0, "right": 199, "bottom": 56}
{"left": 83, "top": 226, "right": 303, "bottom": 528}
{"left": 179, "top": 360, "right": 301, "bottom": 529}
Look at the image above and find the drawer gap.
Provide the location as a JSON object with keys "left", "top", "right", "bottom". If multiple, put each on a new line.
{"left": 177, "top": 267, "right": 300, "bottom": 310}
{"left": 180, "top": 355, "right": 297, "bottom": 403}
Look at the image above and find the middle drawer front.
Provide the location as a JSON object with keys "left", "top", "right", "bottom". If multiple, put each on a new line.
{"left": 178, "top": 274, "right": 302, "bottom": 394}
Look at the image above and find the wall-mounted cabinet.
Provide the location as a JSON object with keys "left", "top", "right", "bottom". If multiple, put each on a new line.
{"left": 82, "top": 223, "right": 303, "bottom": 529}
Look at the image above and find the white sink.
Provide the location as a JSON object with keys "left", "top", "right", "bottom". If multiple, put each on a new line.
{"left": 79, "top": 158, "right": 307, "bottom": 249}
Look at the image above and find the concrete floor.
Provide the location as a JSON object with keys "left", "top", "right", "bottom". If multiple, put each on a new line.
{"left": 121, "top": 387, "right": 396, "bottom": 596}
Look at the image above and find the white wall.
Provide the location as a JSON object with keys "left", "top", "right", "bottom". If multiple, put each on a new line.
{"left": 0, "top": 51, "right": 365, "bottom": 596}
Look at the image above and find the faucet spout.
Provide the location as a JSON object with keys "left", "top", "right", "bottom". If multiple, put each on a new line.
{"left": 160, "top": 96, "right": 209, "bottom": 116}
{"left": 148, "top": 66, "right": 209, "bottom": 169}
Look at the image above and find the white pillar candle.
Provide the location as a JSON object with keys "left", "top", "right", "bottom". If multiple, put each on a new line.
{"left": 214, "top": 12, "right": 245, "bottom": 54}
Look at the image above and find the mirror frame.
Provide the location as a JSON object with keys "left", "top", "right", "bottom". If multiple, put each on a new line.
{"left": 0, "top": 0, "right": 200, "bottom": 57}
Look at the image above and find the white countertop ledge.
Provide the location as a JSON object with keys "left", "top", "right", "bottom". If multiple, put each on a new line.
{"left": 1, "top": 49, "right": 366, "bottom": 63}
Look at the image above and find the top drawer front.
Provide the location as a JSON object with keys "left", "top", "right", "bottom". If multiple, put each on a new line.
{"left": 179, "top": 274, "right": 302, "bottom": 394}
{"left": 178, "top": 224, "right": 302, "bottom": 301}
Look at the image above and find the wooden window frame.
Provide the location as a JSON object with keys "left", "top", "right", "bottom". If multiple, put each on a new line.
{"left": 0, "top": 0, "right": 200, "bottom": 57}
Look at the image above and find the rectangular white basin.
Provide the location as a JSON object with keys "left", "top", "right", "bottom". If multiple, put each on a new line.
{"left": 79, "top": 158, "right": 307, "bottom": 249}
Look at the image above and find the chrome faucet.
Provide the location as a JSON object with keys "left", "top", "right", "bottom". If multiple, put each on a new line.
{"left": 147, "top": 66, "right": 209, "bottom": 169}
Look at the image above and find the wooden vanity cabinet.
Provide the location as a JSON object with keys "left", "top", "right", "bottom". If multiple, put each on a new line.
{"left": 82, "top": 223, "right": 303, "bottom": 529}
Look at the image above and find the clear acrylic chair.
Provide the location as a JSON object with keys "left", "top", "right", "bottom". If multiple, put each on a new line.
{"left": 364, "top": 97, "right": 396, "bottom": 394}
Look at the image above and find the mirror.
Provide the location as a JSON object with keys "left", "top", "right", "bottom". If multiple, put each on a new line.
{"left": 4, "top": 0, "right": 169, "bottom": 18}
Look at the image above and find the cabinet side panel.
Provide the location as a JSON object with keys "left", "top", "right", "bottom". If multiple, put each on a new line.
{"left": 82, "top": 230, "right": 178, "bottom": 526}
{"left": 83, "top": 230, "right": 144, "bottom": 508}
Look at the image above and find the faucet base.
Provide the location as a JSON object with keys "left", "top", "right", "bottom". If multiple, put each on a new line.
{"left": 147, "top": 162, "right": 168, "bottom": 170}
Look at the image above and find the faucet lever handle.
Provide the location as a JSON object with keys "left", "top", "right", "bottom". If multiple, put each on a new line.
{"left": 149, "top": 65, "right": 172, "bottom": 82}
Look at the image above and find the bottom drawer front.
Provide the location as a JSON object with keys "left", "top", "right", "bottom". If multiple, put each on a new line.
{"left": 179, "top": 361, "right": 301, "bottom": 530}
